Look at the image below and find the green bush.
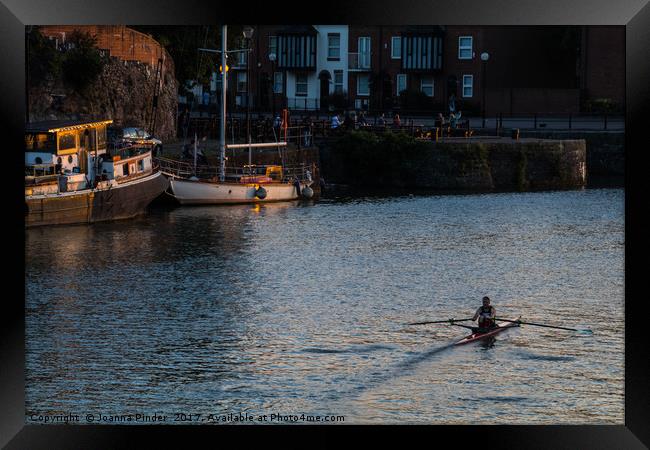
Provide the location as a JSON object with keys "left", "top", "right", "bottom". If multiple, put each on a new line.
{"left": 61, "top": 30, "right": 105, "bottom": 91}
{"left": 584, "top": 98, "right": 621, "bottom": 114}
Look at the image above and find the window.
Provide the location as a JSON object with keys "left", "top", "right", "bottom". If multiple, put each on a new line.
{"left": 458, "top": 36, "right": 473, "bottom": 59}
{"left": 58, "top": 133, "right": 76, "bottom": 152}
{"left": 462, "top": 75, "right": 473, "bottom": 97}
{"left": 334, "top": 70, "right": 344, "bottom": 94}
{"left": 358, "top": 37, "right": 371, "bottom": 68}
{"left": 237, "top": 50, "right": 247, "bottom": 66}
{"left": 97, "top": 125, "right": 107, "bottom": 150}
{"left": 269, "top": 36, "right": 277, "bottom": 59}
{"left": 391, "top": 36, "right": 401, "bottom": 59}
{"left": 420, "top": 76, "right": 434, "bottom": 96}
{"left": 273, "top": 72, "right": 283, "bottom": 94}
{"left": 357, "top": 74, "right": 369, "bottom": 96}
{"left": 296, "top": 74, "right": 308, "bottom": 96}
{"left": 25, "top": 133, "right": 55, "bottom": 152}
{"left": 237, "top": 72, "right": 247, "bottom": 92}
{"left": 396, "top": 74, "right": 407, "bottom": 95}
{"left": 328, "top": 33, "right": 340, "bottom": 60}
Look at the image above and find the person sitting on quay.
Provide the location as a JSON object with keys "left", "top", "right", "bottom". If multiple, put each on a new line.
{"left": 392, "top": 113, "right": 401, "bottom": 129}
{"left": 358, "top": 111, "right": 369, "bottom": 128}
{"left": 331, "top": 113, "right": 341, "bottom": 130}
{"left": 343, "top": 112, "right": 354, "bottom": 130}
{"left": 436, "top": 112, "right": 449, "bottom": 128}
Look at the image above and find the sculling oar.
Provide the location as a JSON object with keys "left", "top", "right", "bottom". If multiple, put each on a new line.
{"left": 407, "top": 318, "right": 474, "bottom": 326}
{"left": 495, "top": 318, "right": 592, "bottom": 334}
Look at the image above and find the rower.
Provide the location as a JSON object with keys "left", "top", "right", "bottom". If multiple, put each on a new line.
{"left": 472, "top": 296, "right": 496, "bottom": 332}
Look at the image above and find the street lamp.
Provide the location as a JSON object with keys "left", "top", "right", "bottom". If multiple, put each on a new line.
{"left": 243, "top": 26, "right": 254, "bottom": 172}
{"left": 481, "top": 51, "right": 489, "bottom": 129}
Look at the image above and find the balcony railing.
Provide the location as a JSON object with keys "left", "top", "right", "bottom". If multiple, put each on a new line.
{"left": 348, "top": 52, "right": 371, "bottom": 71}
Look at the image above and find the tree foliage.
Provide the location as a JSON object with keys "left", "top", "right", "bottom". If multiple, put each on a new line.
{"left": 27, "top": 28, "right": 105, "bottom": 91}
{"left": 132, "top": 26, "right": 244, "bottom": 96}
{"left": 26, "top": 27, "right": 61, "bottom": 86}
{"left": 60, "top": 30, "right": 105, "bottom": 91}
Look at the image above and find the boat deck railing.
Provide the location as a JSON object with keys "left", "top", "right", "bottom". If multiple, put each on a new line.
{"left": 155, "top": 157, "right": 313, "bottom": 183}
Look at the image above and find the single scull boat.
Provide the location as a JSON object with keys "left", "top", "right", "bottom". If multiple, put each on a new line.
{"left": 453, "top": 318, "right": 521, "bottom": 346}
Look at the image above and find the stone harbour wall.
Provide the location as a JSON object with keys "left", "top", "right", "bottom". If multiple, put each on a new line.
{"left": 319, "top": 133, "right": 587, "bottom": 192}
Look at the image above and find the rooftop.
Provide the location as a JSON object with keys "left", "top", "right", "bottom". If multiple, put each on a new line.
{"left": 26, "top": 120, "right": 113, "bottom": 133}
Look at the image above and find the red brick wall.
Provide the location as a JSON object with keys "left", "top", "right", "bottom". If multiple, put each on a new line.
{"left": 582, "top": 26, "right": 625, "bottom": 108}
{"left": 487, "top": 88, "right": 580, "bottom": 115}
{"left": 38, "top": 25, "right": 175, "bottom": 75}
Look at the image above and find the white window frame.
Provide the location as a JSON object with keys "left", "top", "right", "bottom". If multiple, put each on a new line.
{"left": 328, "top": 33, "right": 341, "bottom": 60}
{"left": 458, "top": 36, "right": 473, "bottom": 60}
{"left": 295, "top": 74, "right": 308, "bottom": 97}
{"left": 420, "top": 76, "right": 434, "bottom": 97}
{"left": 273, "top": 72, "right": 283, "bottom": 94}
{"left": 462, "top": 74, "right": 473, "bottom": 98}
{"left": 334, "top": 70, "right": 344, "bottom": 94}
{"left": 357, "top": 74, "right": 370, "bottom": 96}
{"left": 358, "top": 36, "right": 371, "bottom": 68}
{"left": 396, "top": 74, "right": 407, "bottom": 95}
{"left": 391, "top": 36, "right": 401, "bottom": 59}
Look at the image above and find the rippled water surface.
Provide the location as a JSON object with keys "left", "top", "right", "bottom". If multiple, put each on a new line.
{"left": 25, "top": 189, "right": 624, "bottom": 424}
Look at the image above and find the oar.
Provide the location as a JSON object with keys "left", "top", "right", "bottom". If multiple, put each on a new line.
{"left": 408, "top": 318, "right": 474, "bottom": 326}
{"left": 496, "top": 318, "right": 592, "bottom": 334}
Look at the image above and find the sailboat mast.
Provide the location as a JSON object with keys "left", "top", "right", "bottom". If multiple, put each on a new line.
{"left": 220, "top": 25, "right": 227, "bottom": 182}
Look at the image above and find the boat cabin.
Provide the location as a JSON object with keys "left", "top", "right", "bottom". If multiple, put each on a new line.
{"left": 239, "top": 165, "right": 284, "bottom": 184}
{"left": 25, "top": 119, "right": 156, "bottom": 196}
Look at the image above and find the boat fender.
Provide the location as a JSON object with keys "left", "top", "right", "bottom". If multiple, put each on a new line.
{"left": 255, "top": 186, "right": 267, "bottom": 199}
{"left": 301, "top": 186, "right": 314, "bottom": 199}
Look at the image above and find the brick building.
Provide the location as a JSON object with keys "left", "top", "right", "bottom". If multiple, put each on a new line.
{"left": 214, "top": 25, "right": 625, "bottom": 115}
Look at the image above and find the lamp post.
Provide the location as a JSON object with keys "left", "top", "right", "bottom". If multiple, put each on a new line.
{"left": 243, "top": 26, "right": 254, "bottom": 172}
{"left": 481, "top": 51, "right": 489, "bottom": 129}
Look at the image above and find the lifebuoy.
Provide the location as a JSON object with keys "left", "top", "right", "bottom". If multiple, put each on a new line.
{"left": 255, "top": 186, "right": 267, "bottom": 200}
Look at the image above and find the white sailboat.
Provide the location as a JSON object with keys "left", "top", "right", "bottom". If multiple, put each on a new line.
{"left": 161, "top": 25, "right": 314, "bottom": 205}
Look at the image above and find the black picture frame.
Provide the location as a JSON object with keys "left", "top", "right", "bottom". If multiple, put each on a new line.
{"left": 2, "top": 0, "right": 648, "bottom": 447}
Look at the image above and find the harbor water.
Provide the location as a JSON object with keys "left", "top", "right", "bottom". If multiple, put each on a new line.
{"left": 25, "top": 188, "right": 624, "bottom": 424}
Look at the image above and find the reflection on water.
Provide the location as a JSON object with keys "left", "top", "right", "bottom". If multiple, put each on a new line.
{"left": 25, "top": 189, "right": 624, "bottom": 424}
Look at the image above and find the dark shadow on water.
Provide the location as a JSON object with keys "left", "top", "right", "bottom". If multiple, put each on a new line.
{"left": 512, "top": 350, "right": 576, "bottom": 362}
{"left": 301, "top": 344, "right": 397, "bottom": 354}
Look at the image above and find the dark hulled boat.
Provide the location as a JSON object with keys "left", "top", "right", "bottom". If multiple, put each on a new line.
{"left": 25, "top": 119, "right": 168, "bottom": 227}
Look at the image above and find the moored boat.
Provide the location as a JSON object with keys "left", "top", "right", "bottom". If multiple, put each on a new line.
{"left": 159, "top": 25, "right": 315, "bottom": 205}
{"left": 25, "top": 119, "right": 168, "bottom": 227}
